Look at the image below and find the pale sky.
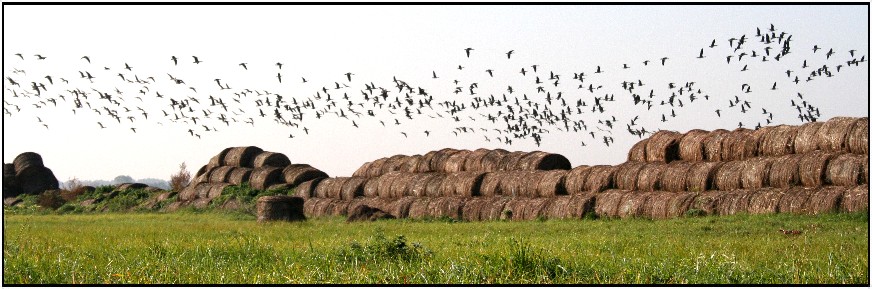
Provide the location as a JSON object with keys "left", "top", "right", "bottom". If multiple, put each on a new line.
{"left": 3, "top": 4, "right": 869, "bottom": 182}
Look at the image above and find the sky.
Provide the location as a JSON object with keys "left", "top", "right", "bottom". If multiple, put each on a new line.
{"left": 2, "top": 4, "right": 869, "bottom": 183}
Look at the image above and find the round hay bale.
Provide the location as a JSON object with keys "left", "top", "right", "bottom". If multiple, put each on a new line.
{"left": 463, "top": 149, "right": 491, "bottom": 172}
{"left": 179, "top": 182, "right": 210, "bottom": 201}
{"left": 431, "top": 149, "right": 461, "bottom": 172}
{"left": 721, "top": 128, "right": 756, "bottom": 161}
{"left": 480, "top": 149, "right": 510, "bottom": 171}
{"left": 192, "top": 166, "right": 214, "bottom": 183}
{"left": 249, "top": 166, "right": 284, "bottom": 190}
{"left": 195, "top": 164, "right": 209, "bottom": 179}
{"left": 543, "top": 195, "right": 572, "bottom": 219}
{"left": 424, "top": 174, "right": 447, "bottom": 198}
{"left": 564, "top": 165, "right": 592, "bottom": 195}
{"left": 678, "top": 129, "right": 710, "bottom": 162}
{"left": 208, "top": 166, "right": 235, "bottom": 183}
{"left": 498, "top": 151, "right": 528, "bottom": 171}
{"left": 362, "top": 174, "right": 383, "bottom": 198}
{"left": 826, "top": 154, "right": 864, "bottom": 186}
{"left": 761, "top": 125, "right": 799, "bottom": 157}
{"left": 594, "top": 189, "right": 628, "bottom": 219}
{"left": 388, "top": 173, "right": 416, "bottom": 198}
{"left": 847, "top": 117, "right": 868, "bottom": 154}
{"left": 627, "top": 139, "right": 649, "bottom": 162}
{"left": 4, "top": 164, "right": 16, "bottom": 186}
{"left": 439, "top": 172, "right": 486, "bottom": 197}
{"left": 523, "top": 151, "right": 572, "bottom": 171}
{"left": 644, "top": 130, "right": 682, "bottom": 163}
{"left": 712, "top": 160, "right": 745, "bottom": 191}
{"left": 666, "top": 191, "right": 698, "bottom": 218}
{"left": 778, "top": 186, "right": 816, "bottom": 214}
{"left": 384, "top": 196, "right": 416, "bottom": 218}
{"left": 365, "top": 158, "right": 389, "bottom": 178}
{"left": 500, "top": 198, "right": 526, "bottom": 220}
{"left": 798, "top": 151, "right": 835, "bottom": 187}
{"left": 339, "top": 177, "right": 368, "bottom": 200}
{"left": 481, "top": 196, "right": 512, "bottom": 221}
{"left": 207, "top": 183, "right": 231, "bottom": 199}
{"left": 659, "top": 161, "right": 692, "bottom": 192}
{"left": 536, "top": 170, "right": 568, "bottom": 197}
{"left": 863, "top": 155, "right": 869, "bottom": 185}
{"left": 614, "top": 162, "right": 646, "bottom": 190}
{"left": 461, "top": 197, "right": 492, "bottom": 221}
{"left": 408, "top": 198, "right": 433, "bottom": 219}
{"left": 13, "top": 152, "right": 45, "bottom": 178}
{"left": 841, "top": 185, "right": 868, "bottom": 212}
{"left": 294, "top": 178, "right": 324, "bottom": 199}
{"left": 312, "top": 178, "right": 336, "bottom": 199}
{"left": 252, "top": 151, "right": 291, "bottom": 168}
{"left": 702, "top": 129, "right": 730, "bottom": 161}
{"left": 347, "top": 204, "right": 390, "bottom": 222}
{"left": 768, "top": 154, "right": 802, "bottom": 188}
{"left": 740, "top": 157, "right": 773, "bottom": 189}
{"left": 282, "top": 164, "right": 329, "bottom": 187}
{"left": 640, "top": 191, "right": 674, "bottom": 219}
{"left": 352, "top": 161, "right": 372, "bottom": 177}
{"left": 267, "top": 183, "right": 293, "bottom": 192}
{"left": 816, "top": 116, "right": 860, "bottom": 153}
{"left": 328, "top": 177, "right": 353, "bottom": 199}
{"left": 794, "top": 122, "right": 824, "bottom": 154}
{"left": 717, "top": 190, "right": 754, "bottom": 216}
{"left": 686, "top": 162, "right": 722, "bottom": 192}
{"left": 520, "top": 172, "right": 544, "bottom": 198}
{"left": 690, "top": 191, "right": 727, "bottom": 216}
{"left": 207, "top": 154, "right": 223, "bottom": 168}
{"left": 566, "top": 193, "right": 597, "bottom": 218}
{"left": 376, "top": 172, "right": 403, "bottom": 198}
{"left": 746, "top": 187, "right": 785, "bottom": 214}
{"left": 479, "top": 172, "right": 505, "bottom": 196}
{"left": 616, "top": 192, "right": 652, "bottom": 218}
{"left": 444, "top": 150, "right": 472, "bottom": 173}
{"left": 583, "top": 165, "right": 617, "bottom": 193}
{"left": 427, "top": 196, "right": 466, "bottom": 220}
{"left": 398, "top": 155, "right": 423, "bottom": 173}
{"left": 222, "top": 146, "right": 264, "bottom": 168}
{"left": 382, "top": 154, "right": 410, "bottom": 175}
{"left": 347, "top": 198, "right": 383, "bottom": 216}
{"left": 257, "top": 195, "right": 305, "bottom": 222}
{"left": 16, "top": 166, "right": 59, "bottom": 196}
{"left": 637, "top": 162, "right": 668, "bottom": 191}
{"left": 497, "top": 171, "right": 527, "bottom": 197}
{"left": 519, "top": 197, "right": 553, "bottom": 220}
{"left": 805, "top": 186, "right": 845, "bottom": 215}
{"left": 417, "top": 150, "right": 440, "bottom": 173}
{"left": 409, "top": 173, "right": 438, "bottom": 197}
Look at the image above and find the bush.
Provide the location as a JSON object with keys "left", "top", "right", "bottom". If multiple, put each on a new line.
{"left": 336, "top": 229, "right": 432, "bottom": 264}
{"left": 169, "top": 162, "right": 191, "bottom": 192}
{"left": 36, "top": 190, "right": 66, "bottom": 210}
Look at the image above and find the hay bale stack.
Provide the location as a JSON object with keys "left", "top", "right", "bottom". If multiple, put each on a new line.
{"left": 179, "top": 182, "right": 210, "bottom": 201}
{"left": 805, "top": 186, "right": 845, "bottom": 214}
{"left": 816, "top": 116, "right": 860, "bottom": 153}
{"left": 479, "top": 172, "right": 505, "bottom": 196}
{"left": 252, "top": 151, "right": 291, "bottom": 168}
{"left": 294, "top": 178, "right": 323, "bottom": 199}
{"left": 536, "top": 170, "right": 568, "bottom": 197}
{"left": 747, "top": 188, "right": 785, "bottom": 214}
{"left": 463, "top": 149, "right": 492, "bottom": 172}
{"left": 594, "top": 190, "right": 629, "bottom": 218}
{"left": 759, "top": 125, "right": 799, "bottom": 157}
{"left": 678, "top": 129, "right": 710, "bottom": 162}
{"left": 16, "top": 166, "right": 59, "bottom": 196}
{"left": 543, "top": 195, "right": 573, "bottom": 219}
{"left": 431, "top": 149, "right": 461, "bottom": 172}
{"left": 519, "top": 151, "right": 572, "bottom": 171}
{"left": 841, "top": 185, "right": 868, "bottom": 212}
{"left": 399, "top": 155, "right": 424, "bottom": 173}
{"left": 461, "top": 197, "right": 491, "bottom": 221}
{"left": 798, "top": 151, "right": 834, "bottom": 187}
{"left": 227, "top": 167, "right": 252, "bottom": 185}
{"left": 519, "top": 198, "right": 553, "bottom": 220}
{"left": 566, "top": 194, "right": 597, "bottom": 218}
{"left": 847, "top": 117, "right": 868, "bottom": 154}
{"left": 207, "top": 154, "right": 223, "bottom": 169}
{"left": 768, "top": 154, "right": 802, "bottom": 188}
{"left": 12, "top": 152, "right": 44, "bottom": 178}
{"left": 627, "top": 139, "right": 649, "bottom": 162}
{"left": 428, "top": 197, "right": 466, "bottom": 220}
{"left": 721, "top": 128, "right": 756, "bottom": 161}
{"left": 659, "top": 161, "right": 692, "bottom": 192}
{"left": 443, "top": 150, "right": 472, "bottom": 173}
{"left": 3, "top": 163, "right": 18, "bottom": 197}
{"left": 385, "top": 196, "right": 417, "bottom": 218}
{"left": 640, "top": 191, "right": 674, "bottom": 219}
{"left": 374, "top": 172, "right": 403, "bottom": 198}
{"left": 500, "top": 198, "right": 525, "bottom": 220}
{"left": 494, "top": 171, "right": 527, "bottom": 197}
{"left": 740, "top": 157, "right": 773, "bottom": 189}
{"left": 685, "top": 162, "right": 722, "bottom": 192}
{"left": 267, "top": 183, "right": 292, "bottom": 192}
{"left": 352, "top": 161, "right": 372, "bottom": 178}
{"left": 313, "top": 178, "right": 339, "bottom": 199}
{"left": 388, "top": 173, "right": 416, "bottom": 198}
{"left": 480, "top": 196, "right": 512, "bottom": 221}
{"left": 826, "top": 154, "right": 864, "bottom": 186}
{"left": 863, "top": 155, "right": 869, "bottom": 185}
{"left": 439, "top": 172, "right": 486, "bottom": 197}
{"left": 778, "top": 187, "right": 815, "bottom": 214}
{"left": 408, "top": 198, "right": 433, "bottom": 219}
{"left": 690, "top": 191, "right": 727, "bottom": 216}
{"left": 208, "top": 166, "right": 235, "bottom": 183}
{"left": 303, "top": 198, "right": 327, "bottom": 218}
{"left": 222, "top": 146, "right": 263, "bottom": 168}
{"left": 194, "top": 164, "right": 209, "bottom": 180}
{"left": 637, "top": 162, "right": 668, "bottom": 191}
{"left": 339, "top": 177, "right": 368, "bottom": 200}
{"left": 564, "top": 165, "right": 592, "bottom": 195}
{"left": 282, "top": 164, "right": 329, "bottom": 187}
{"left": 417, "top": 150, "right": 440, "bottom": 173}
{"left": 794, "top": 122, "right": 825, "bottom": 154}
{"left": 702, "top": 129, "right": 730, "bottom": 161}
{"left": 666, "top": 192, "right": 698, "bottom": 218}
{"left": 617, "top": 192, "right": 653, "bottom": 218}
{"left": 249, "top": 166, "right": 284, "bottom": 190}
{"left": 347, "top": 205, "right": 395, "bottom": 222}
{"left": 583, "top": 165, "right": 617, "bottom": 193}
{"left": 497, "top": 151, "right": 528, "bottom": 171}
{"left": 614, "top": 162, "right": 646, "bottom": 190}
{"left": 716, "top": 190, "right": 754, "bottom": 216}
{"left": 644, "top": 131, "right": 682, "bottom": 163}
{"left": 713, "top": 160, "right": 745, "bottom": 191}
{"left": 424, "top": 174, "right": 447, "bottom": 198}
{"left": 409, "top": 173, "right": 438, "bottom": 197}
{"left": 363, "top": 158, "right": 388, "bottom": 178}
{"left": 480, "top": 149, "right": 510, "bottom": 171}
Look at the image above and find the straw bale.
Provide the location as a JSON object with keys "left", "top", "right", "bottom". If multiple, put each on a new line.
{"left": 712, "top": 160, "right": 745, "bottom": 191}
{"left": 398, "top": 155, "right": 424, "bottom": 173}
{"left": 208, "top": 183, "right": 231, "bottom": 199}
{"left": 385, "top": 196, "right": 417, "bottom": 218}
{"left": 640, "top": 191, "right": 672, "bottom": 219}
{"left": 519, "top": 198, "right": 553, "bottom": 220}
{"left": 409, "top": 173, "right": 438, "bottom": 197}
{"left": 179, "top": 182, "right": 210, "bottom": 201}
{"left": 645, "top": 130, "right": 682, "bottom": 163}
{"left": 496, "top": 171, "right": 527, "bottom": 197}
{"left": 282, "top": 164, "right": 329, "bottom": 187}
{"left": 758, "top": 125, "right": 798, "bottom": 157}
{"left": 627, "top": 139, "right": 649, "bottom": 162}
{"left": 479, "top": 172, "right": 505, "bottom": 196}
{"left": 428, "top": 196, "right": 466, "bottom": 220}
{"left": 678, "top": 129, "right": 710, "bottom": 162}
{"left": 690, "top": 190, "right": 726, "bottom": 216}
{"left": 12, "top": 152, "right": 44, "bottom": 179}
{"left": 389, "top": 173, "right": 416, "bottom": 198}
{"left": 293, "top": 178, "right": 324, "bottom": 199}
{"left": 375, "top": 172, "right": 403, "bottom": 198}
{"left": 739, "top": 157, "right": 773, "bottom": 189}
{"left": 208, "top": 166, "right": 235, "bottom": 183}
{"left": 227, "top": 167, "right": 252, "bottom": 185}
{"left": 805, "top": 186, "right": 845, "bottom": 214}
{"left": 685, "top": 162, "right": 722, "bottom": 192}
{"left": 659, "top": 161, "right": 692, "bottom": 192}
{"left": 207, "top": 154, "right": 223, "bottom": 169}
{"left": 747, "top": 187, "right": 785, "bottom": 214}
{"left": 564, "top": 165, "right": 592, "bottom": 195}
{"left": 537, "top": 170, "right": 568, "bottom": 197}
{"left": 364, "top": 158, "right": 388, "bottom": 178}
{"left": 666, "top": 191, "right": 698, "bottom": 218}
{"left": 313, "top": 178, "right": 345, "bottom": 199}
{"left": 463, "top": 148, "right": 492, "bottom": 172}
{"left": 768, "top": 154, "right": 802, "bottom": 188}
{"left": 721, "top": 128, "right": 757, "bottom": 161}
{"left": 798, "top": 151, "right": 834, "bottom": 187}
{"left": 223, "top": 146, "right": 264, "bottom": 168}
{"left": 347, "top": 204, "right": 394, "bottom": 222}
{"left": 424, "top": 174, "right": 448, "bottom": 198}
{"left": 267, "top": 183, "right": 293, "bottom": 192}
{"left": 617, "top": 192, "right": 653, "bottom": 218}
{"left": 594, "top": 190, "right": 629, "bottom": 218}
{"left": 524, "top": 151, "right": 572, "bottom": 171}
{"left": 439, "top": 172, "right": 486, "bottom": 197}
{"left": 115, "top": 183, "right": 148, "bottom": 191}
{"left": 339, "top": 177, "right": 368, "bottom": 200}
{"left": 583, "top": 165, "right": 617, "bottom": 193}
{"left": 444, "top": 150, "right": 472, "bottom": 173}
{"left": 382, "top": 154, "right": 410, "bottom": 175}
{"left": 480, "top": 149, "right": 510, "bottom": 171}
{"left": 16, "top": 166, "right": 59, "bottom": 196}
{"left": 637, "top": 162, "right": 668, "bottom": 191}
{"left": 195, "top": 164, "right": 209, "bottom": 179}
{"left": 431, "top": 149, "right": 461, "bottom": 172}
{"left": 794, "top": 122, "right": 824, "bottom": 154}
{"left": 722, "top": 190, "right": 755, "bottom": 215}
{"left": 543, "top": 195, "right": 573, "bottom": 219}
{"left": 701, "top": 129, "right": 730, "bottom": 161}
{"left": 614, "top": 161, "right": 646, "bottom": 190}
{"left": 498, "top": 151, "right": 529, "bottom": 171}
{"left": 460, "top": 197, "right": 489, "bottom": 221}
{"left": 778, "top": 186, "right": 816, "bottom": 214}
{"left": 352, "top": 161, "right": 372, "bottom": 177}
{"left": 823, "top": 154, "right": 862, "bottom": 186}
{"left": 863, "top": 155, "right": 869, "bottom": 185}
{"left": 815, "top": 116, "right": 860, "bottom": 153}
{"left": 847, "top": 117, "right": 868, "bottom": 154}
{"left": 418, "top": 150, "right": 440, "bottom": 173}
{"left": 252, "top": 151, "right": 291, "bottom": 168}
{"left": 480, "top": 196, "right": 512, "bottom": 221}
{"left": 500, "top": 198, "right": 526, "bottom": 220}
{"left": 408, "top": 198, "right": 433, "bottom": 219}
{"left": 249, "top": 166, "right": 285, "bottom": 190}
{"left": 841, "top": 185, "right": 868, "bottom": 212}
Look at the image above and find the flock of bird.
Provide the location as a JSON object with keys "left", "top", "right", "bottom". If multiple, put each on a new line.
{"left": 4, "top": 24, "right": 867, "bottom": 150}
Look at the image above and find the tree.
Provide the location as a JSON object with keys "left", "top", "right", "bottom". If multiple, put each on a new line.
{"left": 169, "top": 162, "right": 191, "bottom": 192}
{"left": 112, "top": 175, "right": 135, "bottom": 184}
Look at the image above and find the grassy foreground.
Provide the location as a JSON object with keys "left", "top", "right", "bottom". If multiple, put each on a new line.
{"left": 2, "top": 212, "right": 868, "bottom": 284}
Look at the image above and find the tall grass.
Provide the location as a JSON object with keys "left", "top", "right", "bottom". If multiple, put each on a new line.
{"left": 2, "top": 212, "right": 868, "bottom": 284}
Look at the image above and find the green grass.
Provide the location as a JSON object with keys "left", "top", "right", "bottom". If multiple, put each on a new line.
{"left": 2, "top": 212, "right": 868, "bottom": 284}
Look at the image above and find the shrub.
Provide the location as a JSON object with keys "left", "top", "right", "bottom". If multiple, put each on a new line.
{"left": 36, "top": 190, "right": 66, "bottom": 210}
{"left": 336, "top": 229, "right": 432, "bottom": 264}
{"left": 169, "top": 162, "right": 192, "bottom": 192}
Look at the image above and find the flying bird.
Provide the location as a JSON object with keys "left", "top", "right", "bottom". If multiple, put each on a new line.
{"left": 464, "top": 47, "right": 474, "bottom": 58}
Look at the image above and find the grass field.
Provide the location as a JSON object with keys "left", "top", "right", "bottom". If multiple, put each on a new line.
{"left": 2, "top": 211, "right": 868, "bottom": 284}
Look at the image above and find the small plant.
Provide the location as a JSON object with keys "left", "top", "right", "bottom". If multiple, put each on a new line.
{"left": 337, "top": 229, "right": 432, "bottom": 264}
{"left": 169, "top": 162, "right": 191, "bottom": 192}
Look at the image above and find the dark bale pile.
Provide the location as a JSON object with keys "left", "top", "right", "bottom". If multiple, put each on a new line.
{"left": 614, "top": 162, "right": 646, "bottom": 190}
{"left": 721, "top": 128, "right": 756, "bottom": 161}
{"left": 13, "top": 152, "right": 44, "bottom": 178}
{"left": 740, "top": 157, "right": 773, "bottom": 189}
{"left": 805, "top": 186, "right": 845, "bottom": 215}
{"left": 841, "top": 185, "right": 868, "bottom": 212}
{"left": 747, "top": 187, "right": 786, "bottom": 214}
{"left": 659, "top": 161, "right": 692, "bottom": 192}
{"left": 3, "top": 164, "right": 20, "bottom": 197}
{"left": 227, "top": 167, "right": 253, "bottom": 186}
{"left": 252, "top": 151, "right": 291, "bottom": 168}
{"left": 825, "top": 154, "right": 864, "bottom": 186}
{"left": 564, "top": 165, "right": 592, "bottom": 195}
{"left": 223, "top": 146, "right": 264, "bottom": 168}
{"left": 293, "top": 178, "right": 324, "bottom": 199}
{"left": 519, "top": 151, "right": 572, "bottom": 171}
{"left": 713, "top": 160, "right": 745, "bottom": 191}
{"left": 627, "top": 139, "right": 649, "bottom": 162}
{"left": 536, "top": 170, "right": 569, "bottom": 197}
{"left": 480, "top": 149, "right": 510, "bottom": 171}
{"left": 768, "top": 154, "right": 802, "bottom": 188}
{"left": 798, "top": 151, "right": 834, "bottom": 187}
{"left": 686, "top": 162, "right": 722, "bottom": 192}
{"left": 250, "top": 166, "right": 285, "bottom": 190}
{"left": 617, "top": 191, "right": 653, "bottom": 218}
{"left": 701, "top": 129, "right": 730, "bottom": 161}
{"left": 339, "top": 177, "right": 368, "bottom": 200}
{"left": 439, "top": 172, "right": 486, "bottom": 197}
{"left": 594, "top": 190, "right": 629, "bottom": 218}
{"left": 794, "top": 122, "right": 824, "bottom": 154}
{"left": 645, "top": 131, "right": 682, "bottom": 163}
{"left": 583, "top": 165, "right": 617, "bottom": 193}
{"left": 778, "top": 187, "right": 816, "bottom": 214}
{"left": 847, "top": 117, "right": 868, "bottom": 154}
{"left": 637, "top": 162, "right": 668, "bottom": 191}
{"left": 815, "top": 116, "right": 860, "bottom": 153}
{"left": 208, "top": 166, "right": 236, "bottom": 183}
{"left": 17, "top": 166, "right": 59, "bottom": 196}
{"left": 463, "top": 149, "right": 492, "bottom": 172}
{"left": 678, "top": 129, "right": 710, "bottom": 162}
{"left": 346, "top": 205, "right": 395, "bottom": 222}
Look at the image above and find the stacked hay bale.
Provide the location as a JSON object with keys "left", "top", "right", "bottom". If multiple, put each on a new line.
{"left": 351, "top": 149, "right": 570, "bottom": 178}
{"left": 3, "top": 152, "right": 59, "bottom": 198}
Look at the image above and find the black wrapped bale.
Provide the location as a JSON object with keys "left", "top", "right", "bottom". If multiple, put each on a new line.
{"left": 16, "top": 166, "right": 59, "bottom": 196}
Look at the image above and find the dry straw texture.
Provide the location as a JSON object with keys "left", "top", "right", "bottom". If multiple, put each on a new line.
{"left": 637, "top": 162, "right": 668, "bottom": 191}
{"left": 480, "top": 149, "right": 509, "bottom": 171}
{"left": 793, "top": 122, "right": 824, "bottom": 154}
{"left": 439, "top": 172, "right": 486, "bottom": 197}
{"left": 805, "top": 186, "right": 845, "bottom": 214}
{"left": 740, "top": 157, "right": 773, "bottom": 189}
{"left": 798, "top": 151, "right": 834, "bottom": 187}
{"left": 659, "top": 161, "right": 692, "bottom": 192}
{"left": 594, "top": 189, "right": 629, "bottom": 218}
{"left": 223, "top": 146, "right": 264, "bottom": 168}
{"left": 746, "top": 187, "right": 785, "bottom": 214}
{"left": 645, "top": 131, "right": 682, "bottom": 162}
{"left": 768, "top": 154, "right": 802, "bottom": 188}
{"left": 282, "top": 164, "right": 329, "bottom": 187}
{"left": 615, "top": 162, "right": 646, "bottom": 190}
{"left": 627, "top": 138, "right": 649, "bottom": 162}
{"left": 815, "top": 117, "right": 859, "bottom": 153}
{"left": 847, "top": 117, "right": 868, "bottom": 154}
{"left": 702, "top": 129, "right": 730, "bottom": 161}
{"left": 227, "top": 167, "right": 252, "bottom": 185}
{"left": 536, "top": 170, "right": 569, "bottom": 197}
{"left": 713, "top": 160, "right": 745, "bottom": 191}
{"left": 617, "top": 191, "right": 653, "bottom": 218}
{"left": 208, "top": 166, "right": 235, "bottom": 183}
{"left": 339, "top": 177, "right": 368, "bottom": 200}
{"left": 583, "top": 165, "right": 617, "bottom": 193}
{"left": 758, "top": 125, "right": 799, "bottom": 157}
{"left": 563, "top": 165, "right": 591, "bottom": 195}
{"left": 249, "top": 166, "right": 284, "bottom": 190}
{"left": 841, "top": 185, "right": 868, "bottom": 213}
{"left": 825, "top": 154, "right": 864, "bottom": 186}
{"left": 778, "top": 186, "right": 816, "bottom": 214}
{"left": 686, "top": 162, "right": 722, "bottom": 192}
{"left": 678, "top": 129, "right": 710, "bottom": 162}
{"left": 293, "top": 178, "right": 324, "bottom": 199}
{"left": 252, "top": 151, "right": 291, "bottom": 168}
{"left": 720, "top": 128, "right": 756, "bottom": 161}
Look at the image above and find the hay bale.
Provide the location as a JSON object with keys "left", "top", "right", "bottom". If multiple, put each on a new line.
{"left": 461, "top": 197, "right": 492, "bottom": 221}
{"left": 826, "top": 154, "right": 864, "bottom": 186}
{"left": 267, "top": 183, "right": 293, "bottom": 192}
{"left": 798, "top": 151, "right": 835, "bottom": 187}
{"left": 194, "top": 164, "right": 209, "bottom": 179}
{"left": 347, "top": 205, "right": 395, "bottom": 222}
{"left": 252, "top": 151, "right": 291, "bottom": 168}
{"left": 536, "top": 170, "right": 568, "bottom": 197}
{"left": 312, "top": 178, "right": 336, "bottom": 199}
{"left": 225, "top": 167, "right": 252, "bottom": 185}
{"left": 428, "top": 196, "right": 466, "bottom": 220}
{"left": 583, "top": 165, "right": 617, "bottom": 193}
{"left": 566, "top": 193, "right": 597, "bottom": 218}
{"left": 518, "top": 151, "right": 572, "bottom": 171}
{"left": 666, "top": 191, "right": 698, "bottom": 218}
{"left": 543, "top": 195, "right": 573, "bottom": 219}
{"left": 519, "top": 198, "right": 553, "bottom": 220}
{"left": 564, "top": 165, "right": 592, "bottom": 195}
{"left": 479, "top": 172, "right": 505, "bottom": 196}
{"left": 364, "top": 158, "right": 388, "bottom": 178}
{"left": 480, "top": 196, "right": 512, "bottom": 221}
{"left": 12, "top": 152, "right": 44, "bottom": 175}
{"left": 222, "top": 146, "right": 264, "bottom": 168}
{"left": 408, "top": 198, "right": 433, "bottom": 219}
{"left": 863, "top": 155, "right": 869, "bottom": 185}
{"left": 614, "top": 162, "right": 646, "bottom": 190}
{"left": 16, "top": 166, "right": 59, "bottom": 196}
{"left": 778, "top": 186, "right": 816, "bottom": 214}
{"left": 685, "top": 162, "right": 721, "bottom": 192}
{"left": 208, "top": 166, "right": 235, "bottom": 183}
{"left": 659, "top": 161, "right": 692, "bottom": 192}
{"left": 249, "top": 166, "right": 284, "bottom": 190}
{"left": 463, "top": 149, "right": 491, "bottom": 172}
{"left": 208, "top": 183, "right": 231, "bottom": 199}
{"left": 282, "top": 164, "right": 329, "bottom": 187}
{"left": 389, "top": 173, "right": 416, "bottom": 198}
{"left": 375, "top": 172, "right": 403, "bottom": 198}
{"left": 382, "top": 154, "right": 410, "bottom": 175}
{"left": 439, "top": 172, "right": 486, "bottom": 197}
{"left": 444, "top": 150, "right": 472, "bottom": 173}
{"left": 718, "top": 190, "right": 755, "bottom": 216}
{"left": 841, "top": 185, "right": 868, "bottom": 212}
{"left": 424, "top": 174, "right": 447, "bottom": 198}
{"left": 417, "top": 150, "right": 440, "bottom": 173}
{"left": 257, "top": 195, "right": 305, "bottom": 222}
{"left": 352, "top": 161, "right": 372, "bottom": 177}
{"left": 678, "top": 129, "right": 710, "bottom": 162}
{"left": 721, "top": 128, "right": 756, "bottom": 161}
{"left": 431, "top": 149, "right": 461, "bottom": 172}
{"left": 207, "top": 154, "right": 223, "bottom": 169}
{"left": 637, "top": 162, "right": 668, "bottom": 191}
{"left": 794, "top": 122, "right": 824, "bottom": 154}
{"left": 847, "top": 117, "right": 868, "bottom": 154}
{"left": 480, "top": 149, "right": 510, "bottom": 171}
{"left": 627, "top": 139, "right": 649, "bottom": 162}
{"left": 768, "top": 154, "right": 802, "bottom": 188}
{"left": 645, "top": 130, "right": 682, "bottom": 162}
{"left": 702, "top": 129, "right": 730, "bottom": 161}
{"left": 339, "top": 177, "right": 368, "bottom": 200}
{"left": 617, "top": 192, "right": 653, "bottom": 218}
{"left": 737, "top": 157, "right": 772, "bottom": 189}
{"left": 746, "top": 187, "right": 785, "bottom": 214}
{"left": 758, "top": 125, "right": 799, "bottom": 157}
{"left": 594, "top": 189, "right": 629, "bottom": 218}
{"left": 805, "top": 186, "right": 845, "bottom": 214}
{"left": 500, "top": 198, "right": 526, "bottom": 220}
{"left": 398, "top": 155, "right": 424, "bottom": 173}
{"left": 713, "top": 160, "right": 745, "bottom": 191}
{"left": 498, "top": 151, "right": 528, "bottom": 171}
{"left": 179, "top": 182, "right": 210, "bottom": 201}
{"left": 640, "top": 191, "right": 672, "bottom": 219}
{"left": 385, "top": 196, "right": 417, "bottom": 218}
{"left": 293, "top": 178, "right": 324, "bottom": 199}
{"left": 496, "top": 171, "right": 527, "bottom": 197}
{"left": 690, "top": 191, "right": 726, "bottom": 216}
{"left": 816, "top": 116, "right": 860, "bottom": 153}
{"left": 115, "top": 183, "right": 148, "bottom": 191}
